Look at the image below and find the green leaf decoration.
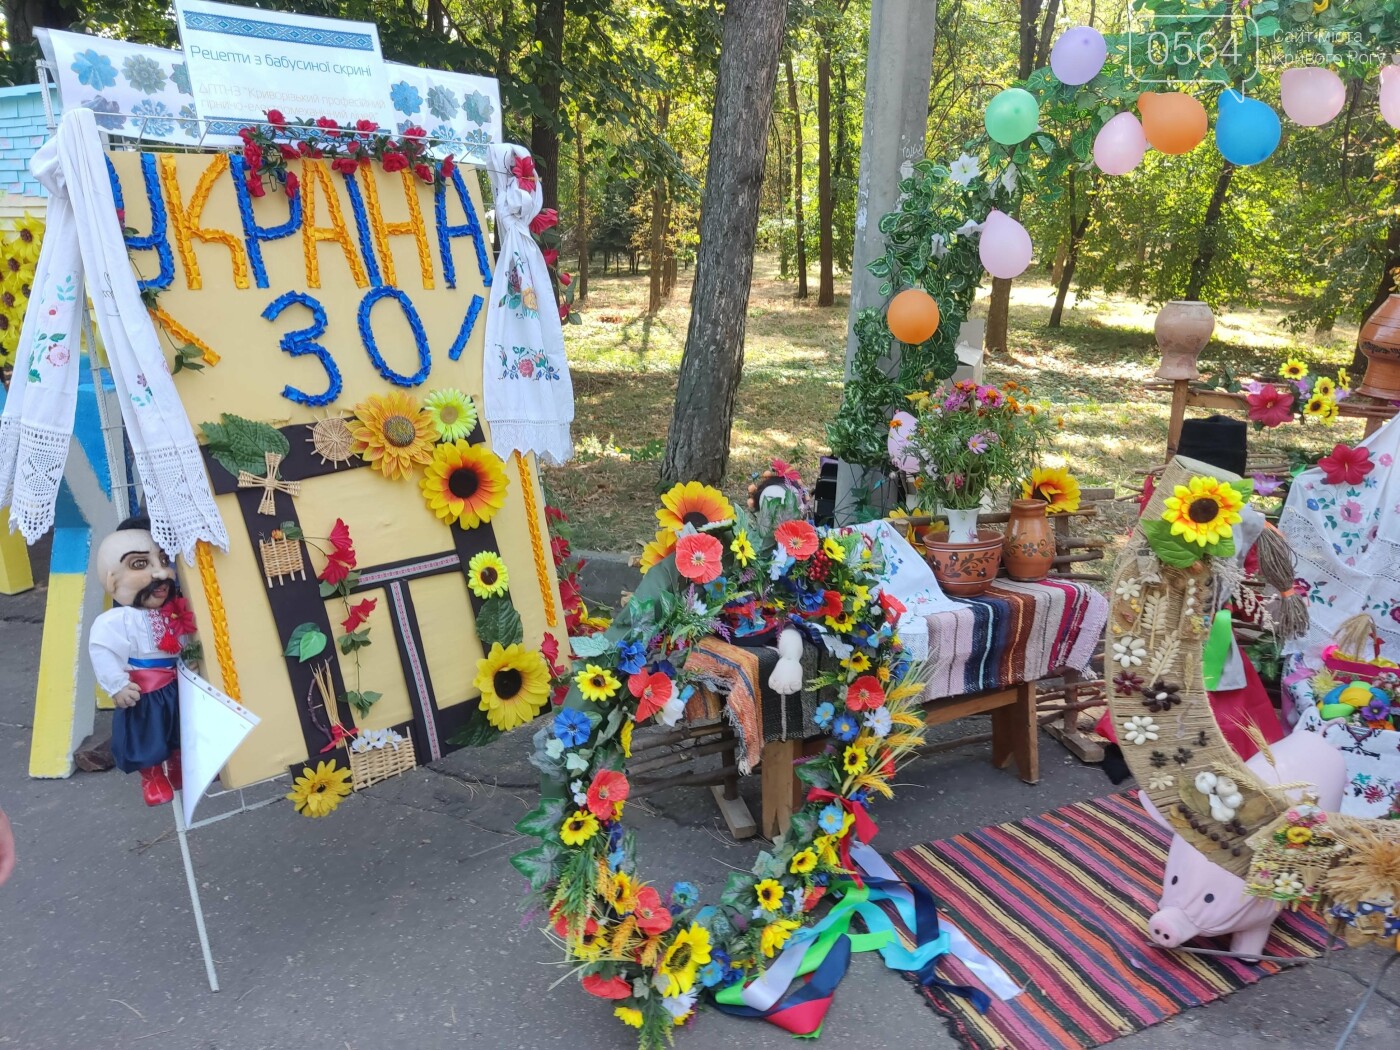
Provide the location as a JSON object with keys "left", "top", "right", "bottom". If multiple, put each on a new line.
{"left": 476, "top": 596, "right": 524, "bottom": 650}
{"left": 199, "top": 413, "right": 290, "bottom": 479}
{"left": 1228, "top": 479, "right": 1256, "bottom": 499}
{"left": 570, "top": 634, "right": 612, "bottom": 659}
{"left": 1141, "top": 519, "right": 1206, "bottom": 568}
{"left": 343, "top": 690, "right": 381, "bottom": 715}
{"left": 338, "top": 629, "right": 372, "bottom": 655}
{"left": 283, "top": 622, "right": 327, "bottom": 662}
{"left": 794, "top": 756, "right": 835, "bottom": 791}
{"left": 515, "top": 797, "right": 567, "bottom": 839}
{"left": 279, "top": 521, "right": 304, "bottom": 540}
{"left": 318, "top": 579, "right": 338, "bottom": 598}
{"left": 510, "top": 843, "right": 563, "bottom": 892}
{"left": 447, "top": 705, "right": 503, "bottom": 748}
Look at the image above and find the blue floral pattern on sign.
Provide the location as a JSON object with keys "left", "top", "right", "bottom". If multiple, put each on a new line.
{"left": 171, "top": 62, "right": 192, "bottom": 95}
{"left": 462, "top": 90, "right": 494, "bottom": 125}
{"left": 426, "top": 84, "right": 459, "bottom": 121}
{"left": 82, "top": 96, "right": 126, "bottom": 131}
{"left": 129, "top": 99, "right": 175, "bottom": 138}
{"left": 122, "top": 54, "right": 167, "bottom": 94}
{"left": 391, "top": 81, "right": 422, "bottom": 115}
{"left": 71, "top": 49, "right": 118, "bottom": 90}
{"left": 177, "top": 104, "right": 200, "bottom": 136}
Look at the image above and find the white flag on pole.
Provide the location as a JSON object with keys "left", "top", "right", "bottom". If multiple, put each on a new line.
{"left": 178, "top": 663, "right": 260, "bottom": 826}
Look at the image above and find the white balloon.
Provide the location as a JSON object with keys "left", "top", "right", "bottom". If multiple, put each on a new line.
{"left": 1093, "top": 112, "right": 1148, "bottom": 176}
{"left": 978, "top": 210, "right": 1033, "bottom": 281}
{"left": 1382, "top": 65, "right": 1400, "bottom": 131}
{"left": 1279, "top": 67, "right": 1346, "bottom": 127}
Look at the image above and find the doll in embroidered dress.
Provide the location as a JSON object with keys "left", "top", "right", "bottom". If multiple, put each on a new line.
{"left": 88, "top": 516, "right": 195, "bottom": 806}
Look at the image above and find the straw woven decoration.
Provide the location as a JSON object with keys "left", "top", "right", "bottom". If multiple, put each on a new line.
{"left": 307, "top": 415, "right": 356, "bottom": 468}
{"left": 1106, "top": 456, "right": 1287, "bottom": 877}
{"left": 349, "top": 736, "right": 419, "bottom": 791}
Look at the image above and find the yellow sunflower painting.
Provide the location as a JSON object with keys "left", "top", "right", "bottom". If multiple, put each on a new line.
{"left": 656, "top": 481, "right": 734, "bottom": 532}
{"left": 421, "top": 440, "right": 509, "bottom": 528}
{"left": 285, "top": 759, "right": 353, "bottom": 817}
{"left": 1022, "top": 466, "right": 1081, "bottom": 514}
{"left": 474, "top": 642, "right": 552, "bottom": 730}
{"left": 466, "top": 550, "right": 510, "bottom": 598}
{"left": 348, "top": 391, "right": 436, "bottom": 480}
{"left": 423, "top": 388, "right": 478, "bottom": 442}
{"left": 1161, "top": 475, "right": 1244, "bottom": 547}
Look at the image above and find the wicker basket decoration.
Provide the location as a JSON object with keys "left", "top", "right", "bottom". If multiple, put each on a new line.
{"left": 348, "top": 729, "right": 418, "bottom": 790}
{"left": 259, "top": 532, "right": 307, "bottom": 587}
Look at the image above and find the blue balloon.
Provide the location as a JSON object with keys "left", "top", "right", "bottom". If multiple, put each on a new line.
{"left": 1215, "top": 90, "right": 1281, "bottom": 166}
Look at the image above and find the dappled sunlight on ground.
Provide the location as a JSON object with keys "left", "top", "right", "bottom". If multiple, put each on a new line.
{"left": 542, "top": 259, "right": 1372, "bottom": 552}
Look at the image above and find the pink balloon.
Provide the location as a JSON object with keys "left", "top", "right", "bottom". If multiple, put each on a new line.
{"left": 979, "top": 210, "right": 1033, "bottom": 281}
{"left": 1383, "top": 65, "right": 1400, "bottom": 131}
{"left": 1093, "top": 112, "right": 1148, "bottom": 176}
{"left": 1279, "top": 67, "right": 1346, "bottom": 127}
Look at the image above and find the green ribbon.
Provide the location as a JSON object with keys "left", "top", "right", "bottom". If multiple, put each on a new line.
{"left": 1202, "top": 609, "right": 1233, "bottom": 691}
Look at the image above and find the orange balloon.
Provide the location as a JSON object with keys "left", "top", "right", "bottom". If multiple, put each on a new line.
{"left": 1137, "top": 91, "right": 1208, "bottom": 155}
{"left": 887, "top": 289, "right": 941, "bottom": 345}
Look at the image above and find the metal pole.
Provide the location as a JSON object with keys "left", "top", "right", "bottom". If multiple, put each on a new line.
{"left": 171, "top": 792, "right": 220, "bottom": 992}
{"left": 834, "top": 0, "right": 939, "bottom": 524}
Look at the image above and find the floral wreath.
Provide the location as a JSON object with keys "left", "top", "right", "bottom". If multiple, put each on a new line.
{"left": 514, "top": 477, "right": 932, "bottom": 1046}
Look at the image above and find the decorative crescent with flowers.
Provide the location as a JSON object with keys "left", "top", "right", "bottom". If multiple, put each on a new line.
{"left": 513, "top": 475, "right": 938, "bottom": 1046}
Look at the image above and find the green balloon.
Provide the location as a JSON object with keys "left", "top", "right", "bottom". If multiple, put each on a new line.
{"left": 984, "top": 88, "right": 1040, "bottom": 146}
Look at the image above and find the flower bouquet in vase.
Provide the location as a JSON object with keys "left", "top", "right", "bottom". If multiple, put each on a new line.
{"left": 891, "top": 381, "right": 1053, "bottom": 595}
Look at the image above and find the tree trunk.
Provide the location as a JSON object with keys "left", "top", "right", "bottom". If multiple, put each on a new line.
{"left": 1184, "top": 162, "right": 1236, "bottom": 301}
{"left": 529, "top": 0, "right": 565, "bottom": 210}
{"left": 661, "top": 0, "right": 787, "bottom": 486}
{"left": 496, "top": 0, "right": 514, "bottom": 85}
{"left": 816, "top": 50, "right": 835, "bottom": 306}
{"left": 1049, "top": 171, "right": 1092, "bottom": 328}
{"left": 660, "top": 186, "right": 676, "bottom": 300}
{"left": 774, "top": 113, "right": 789, "bottom": 279}
{"left": 986, "top": 277, "right": 1012, "bottom": 354}
{"left": 3, "top": 0, "right": 66, "bottom": 47}
{"left": 575, "top": 128, "right": 589, "bottom": 300}
{"left": 785, "top": 54, "right": 808, "bottom": 299}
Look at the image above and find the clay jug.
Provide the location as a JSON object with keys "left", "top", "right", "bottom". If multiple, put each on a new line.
{"left": 1154, "top": 300, "right": 1215, "bottom": 381}
{"left": 1003, "top": 499, "right": 1056, "bottom": 582}
{"left": 923, "top": 528, "right": 1003, "bottom": 597}
{"left": 1358, "top": 294, "right": 1400, "bottom": 400}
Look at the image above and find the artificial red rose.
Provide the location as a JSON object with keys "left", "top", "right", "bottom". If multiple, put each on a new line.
{"left": 413, "top": 162, "right": 434, "bottom": 183}
{"left": 381, "top": 151, "right": 409, "bottom": 173}
{"left": 540, "top": 633, "right": 561, "bottom": 666}
{"left": 1317, "top": 443, "right": 1373, "bottom": 486}
{"left": 629, "top": 670, "right": 673, "bottom": 723}
{"left": 632, "top": 886, "right": 672, "bottom": 936}
{"left": 1245, "top": 383, "right": 1295, "bottom": 428}
{"left": 559, "top": 575, "right": 582, "bottom": 612}
{"left": 559, "top": 271, "right": 572, "bottom": 287}
{"left": 440, "top": 155, "right": 455, "bottom": 179}
{"left": 512, "top": 154, "right": 537, "bottom": 190}
{"left": 774, "top": 519, "right": 819, "bottom": 560}
{"left": 551, "top": 534, "right": 572, "bottom": 563}
{"left": 238, "top": 127, "right": 254, "bottom": 144}
{"left": 279, "top": 144, "right": 299, "bottom": 160}
{"left": 401, "top": 125, "right": 427, "bottom": 141}
{"left": 585, "top": 769, "right": 629, "bottom": 820}
{"left": 284, "top": 171, "right": 300, "bottom": 198}
{"left": 530, "top": 208, "right": 559, "bottom": 235}
{"left": 845, "top": 674, "right": 887, "bottom": 712}
{"left": 243, "top": 143, "right": 263, "bottom": 170}
{"left": 246, "top": 173, "right": 266, "bottom": 198}
{"left": 315, "top": 116, "right": 341, "bottom": 136}
{"left": 340, "top": 597, "right": 377, "bottom": 633}
{"left": 559, "top": 303, "right": 571, "bottom": 322}
{"left": 542, "top": 247, "right": 560, "bottom": 268}
{"left": 266, "top": 109, "right": 287, "bottom": 128}
{"left": 297, "top": 140, "right": 322, "bottom": 158}
{"left": 331, "top": 156, "right": 359, "bottom": 175}
{"left": 581, "top": 973, "right": 632, "bottom": 1000}
{"left": 354, "top": 119, "right": 378, "bottom": 135}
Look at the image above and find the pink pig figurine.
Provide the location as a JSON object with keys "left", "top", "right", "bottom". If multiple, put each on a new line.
{"left": 1143, "top": 730, "right": 1346, "bottom": 959}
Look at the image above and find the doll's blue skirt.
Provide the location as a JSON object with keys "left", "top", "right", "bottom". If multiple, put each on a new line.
{"left": 112, "top": 678, "right": 180, "bottom": 773}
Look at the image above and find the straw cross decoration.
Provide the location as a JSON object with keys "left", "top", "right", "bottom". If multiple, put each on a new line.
{"left": 237, "top": 451, "right": 301, "bottom": 515}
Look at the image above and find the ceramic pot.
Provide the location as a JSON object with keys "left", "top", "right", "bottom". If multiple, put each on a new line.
{"left": 1358, "top": 294, "right": 1400, "bottom": 400}
{"left": 923, "top": 528, "right": 1003, "bottom": 597}
{"left": 1003, "top": 499, "right": 1055, "bottom": 582}
{"left": 939, "top": 505, "right": 981, "bottom": 545}
{"left": 1153, "top": 300, "right": 1216, "bottom": 381}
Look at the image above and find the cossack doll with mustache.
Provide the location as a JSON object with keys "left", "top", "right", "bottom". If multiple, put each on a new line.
{"left": 87, "top": 516, "right": 196, "bottom": 805}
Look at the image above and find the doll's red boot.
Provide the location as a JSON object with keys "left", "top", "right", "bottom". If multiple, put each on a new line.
{"left": 139, "top": 765, "right": 174, "bottom": 806}
{"left": 165, "top": 751, "right": 182, "bottom": 790}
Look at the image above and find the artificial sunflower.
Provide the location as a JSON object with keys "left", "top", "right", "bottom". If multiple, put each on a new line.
{"left": 754, "top": 878, "right": 784, "bottom": 911}
{"left": 656, "top": 480, "right": 734, "bottom": 532}
{"left": 349, "top": 391, "right": 436, "bottom": 480}
{"left": 760, "top": 918, "right": 800, "bottom": 959}
{"left": 576, "top": 663, "right": 621, "bottom": 702}
{"left": 466, "top": 550, "right": 510, "bottom": 598}
{"left": 1160, "top": 475, "right": 1244, "bottom": 547}
{"left": 656, "top": 923, "right": 711, "bottom": 997}
{"left": 841, "top": 650, "right": 871, "bottom": 674}
{"left": 1313, "top": 377, "right": 1336, "bottom": 400}
{"left": 1280, "top": 359, "right": 1308, "bottom": 381}
{"left": 1022, "top": 466, "right": 1081, "bottom": 514}
{"left": 821, "top": 535, "right": 846, "bottom": 563}
{"left": 842, "top": 745, "right": 869, "bottom": 776}
{"left": 560, "top": 808, "right": 600, "bottom": 846}
{"left": 730, "top": 530, "right": 756, "bottom": 567}
{"left": 1302, "top": 393, "right": 1336, "bottom": 421}
{"left": 421, "top": 440, "right": 509, "bottom": 528}
{"left": 639, "top": 529, "right": 677, "bottom": 573}
{"left": 286, "top": 759, "right": 353, "bottom": 817}
{"left": 789, "top": 848, "right": 818, "bottom": 875}
{"left": 606, "top": 870, "right": 636, "bottom": 913}
{"left": 824, "top": 610, "right": 855, "bottom": 633}
{"left": 475, "top": 641, "right": 551, "bottom": 730}
{"left": 614, "top": 1007, "right": 643, "bottom": 1029}
{"left": 423, "top": 388, "right": 477, "bottom": 442}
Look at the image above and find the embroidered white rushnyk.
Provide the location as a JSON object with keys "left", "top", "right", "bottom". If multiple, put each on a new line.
{"left": 0, "top": 108, "right": 227, "bottom": 560}
{"left": 480, "top": 142, "right": 574, "bottom": 465}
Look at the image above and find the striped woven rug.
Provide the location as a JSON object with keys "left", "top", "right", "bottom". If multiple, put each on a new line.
{"left": 887, "top": 792, "right": 1330, "bottom": 1050}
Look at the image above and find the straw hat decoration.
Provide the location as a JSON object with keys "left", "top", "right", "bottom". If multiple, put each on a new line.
{"left": 1107, "top": 456, "right": 1306, "bottom": 877}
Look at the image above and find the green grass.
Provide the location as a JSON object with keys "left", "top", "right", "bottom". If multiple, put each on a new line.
{"left": 542, "top": 256, "right": 1368, "bottom": 551}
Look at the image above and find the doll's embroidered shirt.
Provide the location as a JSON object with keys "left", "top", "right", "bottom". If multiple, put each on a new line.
{"left": 88, "top": 606, "right": 170, "bottom": 696}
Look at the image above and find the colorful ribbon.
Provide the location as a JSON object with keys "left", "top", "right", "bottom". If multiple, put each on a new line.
{"left": 805, "top": 787, "right": 878, "bottom": 884}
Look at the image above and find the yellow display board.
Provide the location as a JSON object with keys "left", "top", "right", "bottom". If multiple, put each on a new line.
{"left": 108, "top": 150, "right": 564, "bottom": 788}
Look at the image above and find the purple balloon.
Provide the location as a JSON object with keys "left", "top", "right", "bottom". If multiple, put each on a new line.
{"left": 1050, "top": 27, "right": 1107, "bottom": 87}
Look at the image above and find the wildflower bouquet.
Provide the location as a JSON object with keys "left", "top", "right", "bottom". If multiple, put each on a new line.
{"left": 892, "top": 380, "right": 1055, "bottom": 511}
{"left": 1245, "top": 357, "right": 1352, "bottom": 429}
